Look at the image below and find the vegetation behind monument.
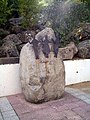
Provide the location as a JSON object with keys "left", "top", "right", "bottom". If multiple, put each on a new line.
{"left": 0, "top": 0, "right": 90, "bottom": 48}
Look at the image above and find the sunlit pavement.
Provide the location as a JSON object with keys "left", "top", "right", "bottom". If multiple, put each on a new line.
{"left": 0, "top": 87, "right": 90, "bottom": 120}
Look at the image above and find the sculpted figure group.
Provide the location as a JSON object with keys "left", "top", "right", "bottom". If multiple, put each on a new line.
{"left": 28, "top": 27, "right": 60, "bottom": 59}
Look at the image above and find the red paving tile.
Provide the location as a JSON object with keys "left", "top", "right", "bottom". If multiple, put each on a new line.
{"left": 7, "top": 92, "right": 90, "bottom": 120}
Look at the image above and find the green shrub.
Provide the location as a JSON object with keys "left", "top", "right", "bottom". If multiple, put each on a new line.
{"left": 40, "top": 0, "right": 90, "bottom": 46}
{"left": 0, "top": 0, "right": 12, "bottom": 27}
{"left": 7, "top": 0, "right": 19, "bottom": 18}
{"left": 18, "top": 0, "right": 42, "bottom": 28}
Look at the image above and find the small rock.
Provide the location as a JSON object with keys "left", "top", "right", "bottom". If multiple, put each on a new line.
{"left": 1, "top": 41, "right": 19, "bottom": 57}
{"left": 3, "top": 34, "right": 22, "bottom": 46}
{"left": 35, "top": 27, "right": 56, "bottom": 42}
{"left": 77, "top": 40, "right": 90, "bottom": 58}
{"left": 59, "top": 42, "right": 78, "bottom": 60}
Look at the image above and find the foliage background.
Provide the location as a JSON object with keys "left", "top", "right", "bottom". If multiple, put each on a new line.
{"left": 40, "top": 0, "right": 90, "bottom": 46}
{"left": 0, "top": 0, "right": 90, "bottom": 46}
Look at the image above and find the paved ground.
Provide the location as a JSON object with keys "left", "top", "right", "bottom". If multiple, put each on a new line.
{"left": 0, "top": 87, "right": 90, "bottom": 120}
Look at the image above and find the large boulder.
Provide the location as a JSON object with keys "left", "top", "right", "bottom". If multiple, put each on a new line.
{"left": 77, "top": 40, "right": 90, "bottom": 58}
{"left": 59, "top": 42, "right": 78, "bottom": 60}
{"left": 20, "top": 43, "right": 65, "bottom": 103}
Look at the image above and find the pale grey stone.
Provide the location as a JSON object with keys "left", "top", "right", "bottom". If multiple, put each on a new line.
{"left": 20, "top": 42, "right": 65, "bottom": 103}
{"left": 59, "top": 42, "right": 78, "bottom": 60}
{"left": 84, "top": 99, "right": 90, "bottom": 104}
{"left": 2, "top": 110, "right": 16, "bottom": 119}
{"left": 35, "top": 27, "right": 56, "bottom": 42}
{"left": 0, "top": 98, "right": 13, "bottom": 112}
{"left": 76, "top": 94, "right": 88, "bottom": 100}
{"left": 4, "top": 116, "right": 19, "bottom": 120}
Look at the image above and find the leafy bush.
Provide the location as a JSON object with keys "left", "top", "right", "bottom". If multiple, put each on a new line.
{"left": 7, "top": 0, "right": 19, "bottom": 18}
{"left": 80, "top": 0, "right": 90, "bottom": 5}
{"left": 0, "top": 0, "right": 12, "bottom": 27}
{"left": 40, "top": 0, "right": 90, "bottom": 46}
{"left": 18, "top": 0, "right": 42, "bottom": 28}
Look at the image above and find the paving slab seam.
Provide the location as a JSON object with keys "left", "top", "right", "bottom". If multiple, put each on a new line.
{"left": 0, "top": 97, "right": 20, "bottom": 120}
{"left": 65, "top": 87, "right": 90, "bottom": 104}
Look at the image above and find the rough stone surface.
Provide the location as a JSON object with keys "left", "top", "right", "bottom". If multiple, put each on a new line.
{"left": 0, "top": 34, "right": 22, "bottom": 57}
{"left": 77, "top": 40, "right": 90, "bottom": 58}
{"left": 20, "top": 43, "right": 65, "bottom": 103}
{"left": 35, "top": 27, "right": 56, "bottom": 42}
{"left": 3, "top": 34, "right": 22, "bottom": 46}
{"left": 59, "top": 42, "right": 78, "bottom": 60}
{"left": 1, "top": 41, "right": 19, "bottom": 57}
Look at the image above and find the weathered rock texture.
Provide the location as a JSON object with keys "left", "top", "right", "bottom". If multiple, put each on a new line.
{"left": 77, "top": 40, "right": 90, "bottom": 58}
{"left": 20, "top": 43, "right": 65, "bottom": 103}
{"left": 3, "top": 34, "right": 22, "bottom": 45}
{"left": 35, "top": 27, "right": 56, "bottom": 41}
{"left": 0, "top": 41, "right": 19, "bottom": 57}
{"left": 0, "top": 34, "right": 21, "bottom": 57}
{"left": 59, "top": 42, "right": 78, "bottom": 60}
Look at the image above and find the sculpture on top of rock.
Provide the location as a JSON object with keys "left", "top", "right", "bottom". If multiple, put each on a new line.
{"left": 28, "top": 27, "right": 60, "bottom": 60}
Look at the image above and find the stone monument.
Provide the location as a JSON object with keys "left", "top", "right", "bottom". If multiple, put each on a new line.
{"left": 20, "top": 27, "right": 65, "bottom": 103}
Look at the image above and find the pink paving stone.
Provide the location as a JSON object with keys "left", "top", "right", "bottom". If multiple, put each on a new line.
{"left": 82, "top": 104, "right": 90, "bottom": 111}
{"left": 49, "top": 93, "right": 80, "bottom": 107}
{"left": 73, "top": 107, "right": 90, "bottom": 119}
{"left": 64, "top": 110, "right": 83, "bottom": 120}
{"left": 74, "top": 100, "right": 88, "bottom": 107}
{"left": 7, "top": 92, "right": 90, "bottom": 120}
{"left": 12, "top": 104, "right": 35, "bottom": 115}
{"left": 53, "top": 104, "right": 69, "bottom": 112}
{"left": 7, "top": 96, "right": 21, "bottom": 105}
{"left": 65, "top": 102, "right": 80, "bottom": 109}
{"left": 19, "top": 108, "right": 66, "bottom": 120}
